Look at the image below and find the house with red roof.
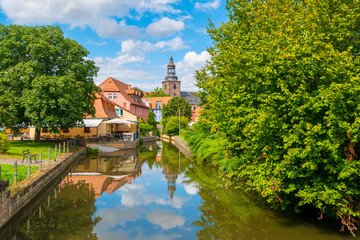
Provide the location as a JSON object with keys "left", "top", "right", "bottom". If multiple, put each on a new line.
{"left": 98, "top": 77, "right": 149, "bottom": 120}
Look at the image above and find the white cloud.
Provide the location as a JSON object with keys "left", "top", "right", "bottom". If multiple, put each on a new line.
{"left": 175, "top": 50, "right": 211, "bottom": 91}
{"left": 0, "top": 0, "right": 181, "bottom": 38}
{"left": 146, "top": 17, "right": 185, "bottom": 37}
{"left": 93, "top": 37, "right": 189, "bottom": 86}
{"left": 146, "top": 210, "right": 185, "bottom": 230}
{"left": 195, "top": 0, "right": 221, "bottom": 10}
{"left": 94, "top": 208, "right": 141, "bottom": 233}
{"left": 184, "top": 182, "right": 199, "bottom": 195}
{"left": 87, "top": 40, "right": 107, "bottom": 46}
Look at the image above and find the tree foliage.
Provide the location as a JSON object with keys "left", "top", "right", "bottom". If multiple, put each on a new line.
{"left": 146, "top": 87, "right": 169, "bottom": 97}
{"left": 0, "top": 25, "right": 99, "bottom": 138}
{"left": 195, "top": 0, "right": 360, "bottom": 233}
{"left": 147, "top": 110, "right": 157, "bottom": 126}
{"left": 163, "top": 116, "right": 189, "bottom": 136}
{"left": 162, "top": 96, "right": 192, "bottom": 120}
{"left": 0, "top": 132, "right": 9, "bottom": 154}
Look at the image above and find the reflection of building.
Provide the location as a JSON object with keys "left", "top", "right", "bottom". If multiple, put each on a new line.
{"left": 162, "top": 165, "right": 178, "bottom": 204}
{"left": 62, "top": 149, "right": 143, "bottom": 199}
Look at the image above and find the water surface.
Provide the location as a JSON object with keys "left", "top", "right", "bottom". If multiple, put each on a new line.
{"left": 6, "top": 141, "right": 357, "bottom": 239}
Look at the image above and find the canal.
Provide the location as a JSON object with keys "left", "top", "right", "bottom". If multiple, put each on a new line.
{"left": 0, "top": 141, "right": 357, "bottom": 239}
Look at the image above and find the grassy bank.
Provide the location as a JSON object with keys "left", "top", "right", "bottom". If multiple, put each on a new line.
{"left": 0, "top": 164, "right": 39, "bottom": 186}
{"left": 1, "top": 141, "right": 64, "bottom": 160}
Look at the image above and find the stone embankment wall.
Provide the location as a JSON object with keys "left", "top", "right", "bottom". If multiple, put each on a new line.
{"left": 0, "top": 147, "right": 86, "bottom": 228}
{"left": 160, "top": 135, "right": 191, "bottom": 159}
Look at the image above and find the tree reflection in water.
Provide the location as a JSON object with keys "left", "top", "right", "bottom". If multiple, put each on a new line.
{"left": 16, "top": 181, "right": 101, "bottom": 240}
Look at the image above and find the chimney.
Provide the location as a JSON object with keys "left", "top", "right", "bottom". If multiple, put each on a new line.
{"left": 127, "top": 84, "right": 131, "bottom": 90}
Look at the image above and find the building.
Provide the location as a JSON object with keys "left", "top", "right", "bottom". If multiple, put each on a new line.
{"left": 162, "top": 55, "right": 203, "bottom": 123}
{"left": 99, "top": 77, "right": 149, "bottom": 120}
{"left": 142, "top": 97, "right": 173, "bottom": 122}
{"left": 162, "top": 56, "right": 181, "bottom": 97}
{"left": 28, "top": 92, "right": 140, "bottom": 140}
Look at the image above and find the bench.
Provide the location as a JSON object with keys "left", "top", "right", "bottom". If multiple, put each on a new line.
{"left": 22, "top": 149, "right": 37, "bottom": 164}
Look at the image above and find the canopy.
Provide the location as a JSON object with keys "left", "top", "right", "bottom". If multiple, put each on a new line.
{"left": 83, "top": 119, "right": 104, "bottom": 128}
{"left": 105, "top": 118, "right": 133, "bottom": 124}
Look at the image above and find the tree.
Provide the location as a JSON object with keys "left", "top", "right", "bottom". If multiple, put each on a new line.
{"left": 196, "top": 0, "right": 360, "bottom": 234}
{"left": 146, "top": 87, "right": 169, "bottom": 97}
{"left": 147, "top": 110, "right": 157, "bottom": 126}
{"left": 162, "top": 96, "right": 192, "bottom": 120}
{"left": 163, "top": 116, "right": 189, "bottom": 136}
{"left": 0, "top": 25, "right": 99, "bottom": 140}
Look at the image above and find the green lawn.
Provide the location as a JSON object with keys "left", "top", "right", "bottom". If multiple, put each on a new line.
{"left": 1, "top": 141, "right": 67, "bottom": 160}
{"left": 0, "top": 164, "right": 39, "bottom": 186}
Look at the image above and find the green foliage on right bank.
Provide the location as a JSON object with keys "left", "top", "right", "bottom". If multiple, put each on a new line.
{"left": 190, "top": 0, "right": 360, "bottom": 234}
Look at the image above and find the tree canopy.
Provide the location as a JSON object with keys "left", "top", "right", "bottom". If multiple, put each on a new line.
{"left": 162, "top": 96, "right": 192, "bottom": 120}
{"left": 0, "top": 25, "right": 99, "bottom": 138}
{"left": 194, "top": 0, "right": 360, "bottom": 234}
{"left": 146, "top": 87, "right": 169, "bottom": 97}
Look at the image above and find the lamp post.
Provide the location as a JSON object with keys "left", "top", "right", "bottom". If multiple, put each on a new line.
{"left": 178, "top": 108, "right": 181, "bottom": 136}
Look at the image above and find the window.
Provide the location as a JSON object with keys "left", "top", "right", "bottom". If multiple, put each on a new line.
{"left": 62, "top": 129, "right": 69, "bottom": 133}
{"left": 41, "top": 129, "right": 48, "bottom": 133}
{"left": 193, "top": 106, "right": 196, "bottom": 110}
{"left": 84, "top": 127, "right": 90, "bottom": 133}
{"left": 155, "top": 101, "right": 162, "bottom": 109}
{"left": 174, "top": 84, "right": 176, "bottom": 89}
{"left": 165, "top": 84, "right": 167, "bottom": 89}
{"left": 173, "top": 93, "right": 176, "bottom": 96}
{"left": 115, "top": 109, "right": 123, "bottom": 116}
{"left": 108, "top": 93, "right": 113, "bottom": 99}
{"left": 113, "top": 93, "right": 117, "bottom": 100}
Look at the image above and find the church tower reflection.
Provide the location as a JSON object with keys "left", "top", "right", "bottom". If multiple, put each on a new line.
{"left": 162, "top": 165, "right": 178, "bottom": 205}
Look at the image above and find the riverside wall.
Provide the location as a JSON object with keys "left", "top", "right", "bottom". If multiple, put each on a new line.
{"left": 160, "top": 135, "right": 191, "bottom": 159}
{"left": 0, "top": 147, "right": 86, "bottom": 229}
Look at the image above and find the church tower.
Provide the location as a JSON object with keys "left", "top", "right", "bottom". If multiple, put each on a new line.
{"left": 162, "top": 55, "right": 181, "bottom": 97}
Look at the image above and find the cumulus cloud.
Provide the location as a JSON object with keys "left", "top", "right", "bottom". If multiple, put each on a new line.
{"left": 195, "top": 0, "right": 221, "bottom": 10}
{"left": 146, "top": 210, "right": 185, "bottom": 230}
{"left": 0, "top": 0, "right": 180, "bottom": 38}
{"left": 93, "top": 37, "right": 189, "bottom": 85}
{"left": 175, "top": 50, "right": 211, "bottom": 91}
{"left": 146, "top": 17, "right": 185, "bottom": 37}
{"left": 94, "top": 208, "right": 141, "bottom": 233}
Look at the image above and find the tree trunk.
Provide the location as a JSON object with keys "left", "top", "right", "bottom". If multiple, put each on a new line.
{"left": 34, "top": 128, "right": 41, "bottom": 141}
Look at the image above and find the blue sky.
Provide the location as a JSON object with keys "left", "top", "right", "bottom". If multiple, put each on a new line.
{"left": 0, "top": 0, "right": 228, "bottom": 91}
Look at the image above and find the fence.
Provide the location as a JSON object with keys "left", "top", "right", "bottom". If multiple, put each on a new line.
{"left": 0, "top": 138, "right": 86, "bottom": 189}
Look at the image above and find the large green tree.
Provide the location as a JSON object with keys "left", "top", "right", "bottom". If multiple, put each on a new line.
{"left": 162, "top": 96, "right": 192, "bottom": 120}
{"left": 0, "top": 25, "right": 99, "bottom": 140}
{"left": 196, "top": 0, "right": 360, "bottom": 234}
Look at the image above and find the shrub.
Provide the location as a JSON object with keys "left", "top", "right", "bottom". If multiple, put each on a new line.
{"left": 163, "top": 116, "right": 189, "bottom": 136}
{"left": 0, "top": 132, "right": 9, "bottom": 154}
{"left": 140, "top": 124, "right": 154, "bottom": 136}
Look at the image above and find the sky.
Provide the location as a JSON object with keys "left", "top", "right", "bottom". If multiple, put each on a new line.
{"left": 0, "top": 0, "right": 229, "bottom": 92}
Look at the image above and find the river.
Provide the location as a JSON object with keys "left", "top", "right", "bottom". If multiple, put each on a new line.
{"left": 1, "top": 141, "right": 357, "bottom": 239}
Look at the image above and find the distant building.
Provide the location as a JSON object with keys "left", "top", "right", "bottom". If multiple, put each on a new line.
{"left": 142, "top": 97, "right": 173, "bottom": 122}
{"left": 99, "top": 77, "right": 149, "bottom": 120}
{"left": 162, "top": 56, "right": 181, "bottom": 97}
{"left": 161, "top": 55, "right": 203, "bottom": 122}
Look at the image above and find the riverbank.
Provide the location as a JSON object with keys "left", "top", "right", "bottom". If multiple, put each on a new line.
{"left": 0, "top": 147, "right": 86, "bottom": 229}
{"left": 160, "top": 134, "right": 191, "bottom": 159}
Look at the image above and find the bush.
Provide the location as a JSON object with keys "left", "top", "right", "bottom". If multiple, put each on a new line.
{"left": 86, "top": 147, "right": 99, "bottom": 157}
{"left": 163, "top": 116, "right": 189, "bottom": 136}
{"left": 0, "top": 132, "right": 9, "bottom": 154}
{"left": 140, "top": 124, "right": 154, "bottom": 136}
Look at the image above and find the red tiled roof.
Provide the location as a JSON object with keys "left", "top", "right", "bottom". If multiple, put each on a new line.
{"left": 85, "top": 92, "right": 118, "bottom": 119}
{"left": 142, "top": 97, "right": 173, "bottom": 109}
{"left": 99, "top": 77, "right": 149, "bottom": 109}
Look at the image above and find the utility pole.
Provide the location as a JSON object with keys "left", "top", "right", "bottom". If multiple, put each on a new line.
{"left": 179, "top": 108, "right": 181, "bottom": 136}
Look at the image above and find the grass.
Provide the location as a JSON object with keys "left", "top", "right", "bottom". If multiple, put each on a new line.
{"left": 0, "top": 164, "right": 39, "bottom": 186}
{"left": 1, "top": 141, "right": 67, "bottom": 160}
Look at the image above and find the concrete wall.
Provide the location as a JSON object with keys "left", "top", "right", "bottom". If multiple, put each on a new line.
{"left": 160, "top": 135, "right": 191, "bottom": 159}
{"left": 0, "top": 147, "right": 86, "bottom": 228}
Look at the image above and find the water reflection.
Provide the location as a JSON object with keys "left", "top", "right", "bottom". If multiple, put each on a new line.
{"left": 4, "top": 141, "right": 357, "bottom": 239}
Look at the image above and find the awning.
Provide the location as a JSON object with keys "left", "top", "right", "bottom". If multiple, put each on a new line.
{"left": 83, "top": 119, "right": 104, "bottom": 128}
{"left": 105, "top": 118, "right": 133, "bottom": 124}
